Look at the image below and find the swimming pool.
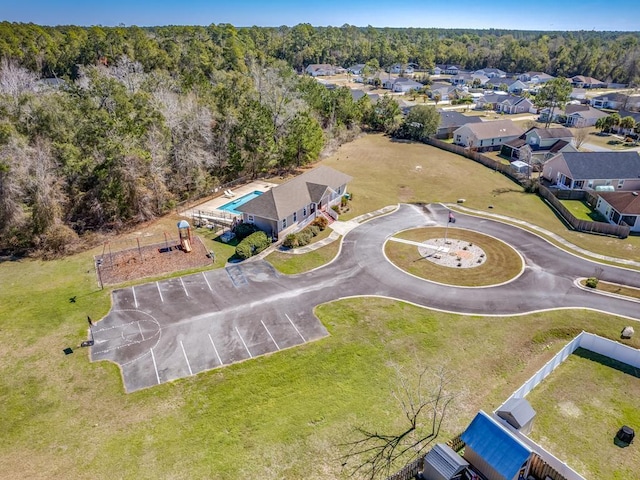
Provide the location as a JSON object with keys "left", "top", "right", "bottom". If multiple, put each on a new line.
{"left": 219, "top": 190, "right": 263, "bottom": 215}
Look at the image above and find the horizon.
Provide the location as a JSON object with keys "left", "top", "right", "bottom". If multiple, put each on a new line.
{"left": 2, "top": 0, "right": 640, "bottom": 31}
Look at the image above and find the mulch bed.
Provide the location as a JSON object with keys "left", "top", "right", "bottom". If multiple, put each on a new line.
{"left": 95, "top": 235, "right": 213, "bottom": 286}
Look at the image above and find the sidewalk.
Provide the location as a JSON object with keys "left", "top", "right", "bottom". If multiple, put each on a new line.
{"left": 448, "top": 203, "right": 640, "bottom": 269}
{"left": 255, "top": 205, "right": 399, "bottom": 258}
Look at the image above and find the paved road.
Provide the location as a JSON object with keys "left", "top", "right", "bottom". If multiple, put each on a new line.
{"left": 92, "top": 204, "right": 640, "bottom": 392}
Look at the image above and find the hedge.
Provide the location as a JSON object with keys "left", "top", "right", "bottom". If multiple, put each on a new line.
{"left": 235, "top": 231, "right": 270, "bottom": 259}
{"left": 282, "top": 217, "right": 328, "bottom": 249}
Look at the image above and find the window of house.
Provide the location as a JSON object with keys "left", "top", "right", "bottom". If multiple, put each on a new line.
{"left": 293, "top": 212, "right": 297, "bottom": 222}
{"left": 303, "top": 207, "right": 307, "bottom": 216}
{"left": 248, "top": 215, "right": 254, "bottom": 223}
{"left": 282, "top": 218, "right": 287, "bottom": 229}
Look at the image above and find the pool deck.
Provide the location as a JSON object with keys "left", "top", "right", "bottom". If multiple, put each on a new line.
{"left": 182, "top": 181, "right": 278, "bottom": 221}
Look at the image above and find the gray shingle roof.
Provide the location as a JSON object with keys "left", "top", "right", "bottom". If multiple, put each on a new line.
{"left": 457, "top": 119, "right": 524, "bottom": 140}
{"left": 561, "top": 152, "right": 640, "bottom": 179}
{"left": 423, "top": 443, "right": 469, "bottom": 479}
{"left": 529, "top": 127, "right": 573, "bottom": 139}
{"left": 496, "top": 398, "right": 536, "bottom": 429}
{"left": 438, "top": 111, "right": 483, "bottom": 129}
{"left": 237, "top": 166, "right": 352, "bottom": 221}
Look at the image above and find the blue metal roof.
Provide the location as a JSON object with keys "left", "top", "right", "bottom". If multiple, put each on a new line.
{"left": 461, "top": 411, "right": 531, "bottom": 480}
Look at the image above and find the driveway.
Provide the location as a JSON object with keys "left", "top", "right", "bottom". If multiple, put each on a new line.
{"left": 92, "top": 204, "right": 640, "bottom": 392}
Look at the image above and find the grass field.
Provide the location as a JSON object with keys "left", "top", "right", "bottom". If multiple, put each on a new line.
{"left": 560, "top": 199, "right": 606, "bottom": 222}
{"left": 582, "top": 279, "right": 640, "bottom": 300}
{"left": 321, "top": 134, "right": 640, "bottom": 262}
{"left": 3, "top": 133, "right": 640, "bottom": 479}
{"left": 526, "top": 349, "right": 640, "bottom": 479}
{"left": 385, "top": 227, "right": 523, "bottom": 286}
{"left": 266, "top": 231, "right": 341, "bottom": 274}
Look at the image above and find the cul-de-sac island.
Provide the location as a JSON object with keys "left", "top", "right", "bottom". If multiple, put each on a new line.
{"left": 1, "top": 5, "right": 640, "bottom": 480}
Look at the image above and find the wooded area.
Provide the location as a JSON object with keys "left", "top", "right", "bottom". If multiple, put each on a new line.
{"left": 1, "top": 22, "right": 639, "bottom": 254}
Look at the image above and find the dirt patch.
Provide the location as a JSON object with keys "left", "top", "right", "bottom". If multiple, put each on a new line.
{"left": 95, "top": 236, "right": 213, "bottom": 285}
{"left": 558, "top": 400, "right": 582, "bottom": 418}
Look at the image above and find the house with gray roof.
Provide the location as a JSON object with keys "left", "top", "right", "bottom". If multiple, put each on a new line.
{"left": 476, "top": 93, "right": 534, "bottom": 114}
{"left": 436, "top": 110, "right": 483, "bottom": 139}
{"left": 383, "top": 76, "right": 423, "bottom": 93}
{"left": 237, "top": 166, "right": 352, "bottom": 239}
{"left": 596, "top": 191, "right": 640, "bottom": 232}
{"left": 564, "top": 105, "right": 609, "bottom": 127}
{"left": 571, "top": 75, "right": 606, "bottom": 89}
{"left": 502, "top": 127, "right": 576, "bottom": 163}
{"left": 473, "top": 68, "right": 506, "bottom": 78}
{"left": 591, "top": 92, "right": 640, "bottom": 111}
{"left": 542, "top": 151, "right": 640, "bottom": 191}
{"left": 453, "top": 119, "right": 524, "bottom": 151}
{"left": 486, "top": 78, "right": 527, "bottom": 94}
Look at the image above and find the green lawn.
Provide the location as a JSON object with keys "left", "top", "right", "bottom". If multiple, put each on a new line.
{"left": 3, "top": 133, "right": 640, "bottom": 479}
{"left": 560, "top": 199, "right": 607, "bottom": 222}
{"left": 526, "top": 350, "right": 640, "bottom": 479}
{"left": 385, "top": 227, "right": 523, "bottom": 286}
{"left": 266, "top": 232, "right": 341, "bottom": 274}
{"left": 1, "top": 251, "right": 638, "bottom": 479}
{"left": 321, "top": 134, "right": 640, "bottom": 263}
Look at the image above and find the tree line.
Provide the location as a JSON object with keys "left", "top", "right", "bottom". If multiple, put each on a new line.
{"left": 1, "top": 22, "right": 638, "bottom": 255}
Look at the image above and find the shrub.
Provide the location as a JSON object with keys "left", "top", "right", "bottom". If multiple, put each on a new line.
{"left": 297, "top": 229, "right": 314, "bottom": 246}
{"left": 585, "top": 277, "right": 599, "bottom": 288}
{"left": 309, "top": 225, "right": 320, "bottom": 237}
{"left": 331, "top": 205, "right": 340, "bottom": 214}
{"left": 233, "top": 222, "right": 260, "bottom": 241}
{"left": 341, "top": 196, "right": 348, "bottom": 207}
{"left": 235, "top": 231, "right": 270, "bottom": 259}
{"left": 312, "top": 216, "right": 328, "bottom": 230}
{"left": 283, "top": 234, "right": 298, "bottom": 249}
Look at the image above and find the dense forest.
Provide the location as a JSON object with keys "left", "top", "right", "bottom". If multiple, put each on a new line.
{"left": 1, "top": 22, "right": 639, "bottom": 255}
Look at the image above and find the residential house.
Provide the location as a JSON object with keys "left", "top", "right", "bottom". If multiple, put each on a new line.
{"left": 237, "top": 166, "right": 352, "bottom": 239}
{"left": 383, "top": 76, "right": 423, "bottom": 93}
{"left": 570, "top": 88, "right": 587, "bottom": 100}
{"left": 596, "top": 191, "right": 640, "bottom": 232}
{"left": 486, "top": 77, "right": 527, "bottom": 94}
{"left": 430, "top": 82, "right": 467, "bottom": 101}
{"left": 305, "top": 64, "right": 338, "bottom": 77}
{"left": 591, "top": 92, "right": 640, "bottom": 111}
{"left": 461, "top": 411, "right": 534, "bottom": 480}
{"left": 350, "top": 89, "right": 380, "bottom": 104}
{"left": 436, "top": 64, "right": 461, "bottom": 75}
{"left": 389, "top": 63, "right": 418, "bottom": 74}
{"left": 436, "top": 110, "right": 483, "bottom": 139}
{"left": 346, "top": 64, "right": 365, "bottom": 75}
{"left": 476, "top": 93, "right": 534, "bottom": 114}
{"left": 518, "top": 71, "right": 554, "bottom": 84}
{"left": 565, "top": 104, "right": 609, "bottom": 127}
{"left": 542, "top": 151, "right": 640, "bottom": 191}
{"left": 473, "top": 68, "right": 506, "bottom": 78}
{"left": 571, "top": 75, "right": 606, "bottom": 89}
{"left": 453, "top": 119, "right": 524, "bottom": 151}
{"left": 432, "top": 65, "right": 444, "bottom": 75}
{"left": 450, "top": 72, "right": 489, "bottom": 87}
{"left": 502, "top": 127, "right": 576, "bottom": 163}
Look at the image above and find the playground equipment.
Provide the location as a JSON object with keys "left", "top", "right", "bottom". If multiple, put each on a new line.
{"left": 177, "top": 220, "right": 193, "bottom": 253}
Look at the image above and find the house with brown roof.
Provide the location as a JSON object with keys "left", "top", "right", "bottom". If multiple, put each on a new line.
{"left": 571, "top": 75, "right": 606, "bottom": 89}
{"left": 237, "top": 166, "right": 352, "bottom": 239}
{"left": 453, "top": 120, "right": 524, "bottom": 151}
{"left": 596, "top": 191, "right": 640, "bottom": 232}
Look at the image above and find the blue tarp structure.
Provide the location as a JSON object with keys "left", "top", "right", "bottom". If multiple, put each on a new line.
{"left": 461, "top": 411, "right": 531, "bottom": 480}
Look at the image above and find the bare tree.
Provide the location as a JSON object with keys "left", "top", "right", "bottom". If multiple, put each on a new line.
{"left": 573, "top": 127, "right": 589, "bottom": 149}
{"left": 340, "top": 365, "right": 455, "bottom": 480}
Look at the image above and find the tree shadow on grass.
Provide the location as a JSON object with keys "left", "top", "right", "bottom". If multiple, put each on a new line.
{"left": 573, "top": 347, "right": 640, "bottom": 379}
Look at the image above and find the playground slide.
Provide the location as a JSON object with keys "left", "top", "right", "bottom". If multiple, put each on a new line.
{"left": 182, "top": 238, "right": 192, "bottom": 253}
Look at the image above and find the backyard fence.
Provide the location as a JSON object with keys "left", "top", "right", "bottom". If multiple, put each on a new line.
{"left": 384, "top": 457, "right": 423, "bottom": 480}
{"left": 538, "top": 185, "right": 630, "bottom": 238}
{"left": 425, "top": 138, "right": 526, "bottom": 184}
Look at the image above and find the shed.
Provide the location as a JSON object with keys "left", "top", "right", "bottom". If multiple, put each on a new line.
{"left": 510, "top": 160, "right": 529, "bottom": 174}
{"left": 496, "top": 398, "right": 536, "bottom": 434}
{"left": 422, "top": 443, "right": 469, "bottom": 480}
{"left": 461, "top": 411, "right": 532, "bottom": 480}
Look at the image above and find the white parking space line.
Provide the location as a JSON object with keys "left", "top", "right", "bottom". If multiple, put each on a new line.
{"left": 150, "top": 348, "right": 160, "bottom": 384}
{"left": 180, "top": 278, "right": 189, "bottom": 297}
{"left": 261, "top": 320, "right": 280, "bottom": 351}
{"left": 132, "top": 286, "right": 138, "bottom": 308}
{"left": 156, "top": 281, "right": 164, "bottom": 302}
{"left": 180, "top": 340, "right": 193, "bottom": 375}
{"left": 285, "top": 314, "right": 305, "bottom": 342}
{"left": 235, "top": 326, "right": 253, "bottom": 358}
{"left": 202, "top": 272, "right": 212, "bottom": 291}
{"left": 208, "top": 334, "right": 223, "bottom": 365}
{"left": 138, "top": 322, "right": 145, "bottom": 341}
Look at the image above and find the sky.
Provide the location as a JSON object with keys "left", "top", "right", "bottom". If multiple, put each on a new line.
{"left": 2, "top": 0, "right": 640, "bottom": 31}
